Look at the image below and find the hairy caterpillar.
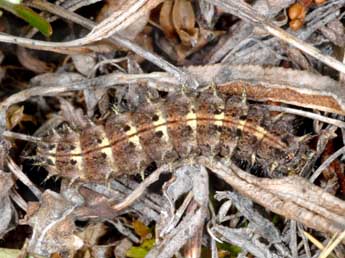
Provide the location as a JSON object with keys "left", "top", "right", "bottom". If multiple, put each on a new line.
{"left": 36, "top": 90, "right": 310, "bottom": 182}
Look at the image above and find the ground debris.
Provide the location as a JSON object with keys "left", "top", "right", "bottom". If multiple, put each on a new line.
{"left": 1, "top": 0, "right": 345, "bottom": 257}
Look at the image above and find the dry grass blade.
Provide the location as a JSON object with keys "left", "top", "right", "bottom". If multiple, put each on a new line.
{"left": 3, "top": 131, "right": 42, "bottom": 143}
{"left": 319, "top": 231, "right": 345, "bottom": 258}
{"left": 303, "top": 231, "right": 325, "bottom": 250}
{"left": 310, "top": 145, "right": 345, "bottom": 183}
{"left": 7, "top": 158, "right": 42, "bottom": 200}
{"left": 86, "top": 0, "right": 163, "bottom": 42}
{"left": 206, "top": 0, "right": 345, "bottom": 76}
{"left": 263, "top": 105, "right": 345, "bottom": 128}
{"left": 111, "top": 163, "right": 171, "bottom": 211}
{"left": 200, "top": 157, "right": 345, "bottom": 236}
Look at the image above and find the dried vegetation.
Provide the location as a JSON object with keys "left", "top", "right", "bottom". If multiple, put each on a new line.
{"left": 1, "top": 0, "right": 345, "bottom": 257}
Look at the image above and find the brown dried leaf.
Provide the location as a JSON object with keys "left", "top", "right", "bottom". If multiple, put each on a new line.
{"left": 159, "top": 0, "right": 175, "bottom": 39}
{"left": 172, "top": 0, "right": 198, "bottom": 46}
{"left": 132, "top": 220, "right": 150, "bottom": 239}
{"left": 84, "top": 89, "right": 109, "bottom": 117}
{"left": 120, "top": 13, "right": 150, "bottom": 41}
{"left": 77, "top": 223, "right": 107, "bottom": 245}
{"left": 59, "top": 98, "right": 88, "bottom": 129}
{"left": 88, "top": 0, "right": 162, "bottom": 43}
{"left": 158, "top": 27, "right": 223, "bottom": 64}
{"left": 25, "top": 190, "right": 83, "bottom": 256}
{"left": 6, "top": 105, "right": 36, "bottom": 130}
{"left": 17, "top": 47, "right": 53, "bottom": 74}
{"left": 6, "top": 105, "right": 24, "bottom": 130}
{"left": 95, "top": 0, "right": 127, "bottom": 22}
{"left": 96, "top": 0, "right": 149, "bottom": 41}
{"left": 286, "top": 48, "right": 312, "bottom": 71}
{"left": 76, "top": 187, "right": 120, "bottom": 219}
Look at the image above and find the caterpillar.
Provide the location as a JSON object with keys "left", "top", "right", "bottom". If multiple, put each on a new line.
{"left": 36, "top": 90, "right": 311, "bottom": 182}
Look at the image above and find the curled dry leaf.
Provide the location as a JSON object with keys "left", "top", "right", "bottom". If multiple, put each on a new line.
{"left": 159, "top": 0, "right": 175, "bottom": 39}
{"left": 286, "top": 48, "right": 312, "bottom": 71}
{"left": 59, "top": 97, "right": 88, "bottom": 129}
{"left": 70, "top": 53, "right": 107, "bottom": 116}
{"left": 6, "top": 105, "right": 36, "bottom": 130}
{"left": 160, "top": 0, "right": 198, "bottom": 46}
{"left": 77, "top": 223, "right": 107, "bottom": 246}
{"left": 215, "top": 191, "right": 282, "bottom": 244}
{"left": 17, "top": 47, "right": 53, "bottom": 74}
{"left": 75, "top": 223, "right": 116, "bottom": 258}
{"left": 158, "top": 0, "right": 223, "bottom": 63}
{"left": 95, "top": 0, "right": 150, "bottom": 41}
{"left": 172, "top": 0, "right": 198, "bottom": 46}
{"left": 25, "top": 190, "right": 83, "bottom": 256}
{"left": 210, "top": 225, "right": 280, "bottom": 258}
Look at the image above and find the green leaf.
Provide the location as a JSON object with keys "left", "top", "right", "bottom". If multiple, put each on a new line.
{"left": 141, "top": 239, "right": 155, "bottom": 249}
{"left": 0, "top": 0, "right": 52, "bottom": 37}
{"left": 126, "top": 239, "right": 155, "bottom": 258}
{"left": 217, "top": 242, "right": 242, "bottom": 257}
{"left": 126, "top": 247, "right": 149, "bottom": 258}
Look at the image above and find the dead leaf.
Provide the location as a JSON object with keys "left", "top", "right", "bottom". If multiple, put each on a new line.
{"left": 89, "top": 0, "right": 162, "bottom": 43}
{"left": 159, "top": 0, "right": 175, "bottom": 39}
{"left": 172, "top": 0, "right": 198, "bottom": 46}
{"left": 158, "top": 27, "right": 223, "bottom": 64}
{"left": 158, "top": 0, "right": 223, "bottom": 63}
{"left": 320, "top": 20, "right": 345, "bottom": 47}
{"left": 59, "top": 98, "right": 88, "bottom": 129}
{"left": 17, "top": 47, "right": 53, "bottom": 74}
{"left": 25, "top": 190, "right": 83, "bottom": 256}
{"left": 132, "top": 220, "right": 150, "bottom": 240}
{"left": 96, "top": 0, "right": 149, "bottom": 41}
{"left": 72, "top": 53, "right": 97, "bottom": 76}
{"left": 77, "top": 223, "right": 107, "bottom": 246}
{"left": 6, "top": 105, "right": 36, "bottom": 130}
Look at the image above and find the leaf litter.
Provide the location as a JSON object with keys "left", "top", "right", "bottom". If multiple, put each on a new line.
{"left": 1, "top": 0, "right": 345, "bottom": 257}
